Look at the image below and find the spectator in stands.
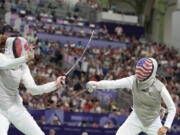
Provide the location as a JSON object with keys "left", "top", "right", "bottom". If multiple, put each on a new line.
{"left": 104, "top": 121, "right": 114, "bottom": 128}
{"left": 40, "top": 115, "right": 46, "bottom": 125}
{"left": 4, "top": 0, "right": 11, "bottom": 25}
{"left": 115, "top": 25, "right": 123, "bottom": 38}
{"left": 37, "top": 99, "right": 45, "bottom": 110}
{"left": 81, "top": 132, "right": 88, "bottom": 135}
{"left": 50, "top": 115, "right": 61, "bottom": 125}
{"left": 49, "top": 129, "right": 56, "bottom": 135}
{"left": 79, "top": 120, "right": 87, "bottom": 127}
{"left": 84, "top": 100, "right": 93, "bottom": 112}
{"left": 92, "top": 100, "right": 102, "bottom": 113}
{"left": 91, "top": 121, "right": 99, "bottom": 128}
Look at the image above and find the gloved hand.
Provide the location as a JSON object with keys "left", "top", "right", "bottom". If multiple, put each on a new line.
{"left": 86, "top": 81, "right": 98, "bottom": 93}
{"left": 55, "top": 76, "right": 66, "bottom": 88}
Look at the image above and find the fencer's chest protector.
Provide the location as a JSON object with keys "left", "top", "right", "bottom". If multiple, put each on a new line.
{"left": 0, "top": 67, "right": 23, "bottom": 90}
{"left": 132, "top": 78, "right": 164, "bottom": 127}
{"left": 0, "top": 66, "right": 24, "bottom": 110}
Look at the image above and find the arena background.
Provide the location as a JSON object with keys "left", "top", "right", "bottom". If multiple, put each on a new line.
{"left": 0, "top": 0, "right": 180, "bottom": 135}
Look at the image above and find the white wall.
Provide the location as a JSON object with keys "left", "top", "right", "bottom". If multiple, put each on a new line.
{"left": 98, "top": 12, "right": 138, "bottom": 24}
{"left": 151, "top": 10, "right": 159, "bottom": 42}
{"left": 63, "top": 0, "right": 79, "bottom": 6}
{"left": 177, "top": 0, "right": 180, "bottom": 9}
{"left": 163, "top": 0, "right": 176, "bottom": 45}
{"left": 115, "top": 2, "right": 135, "bottom": 13}
{"left": 163, "top": 1, "right": 176, "bottom": 46}
{"left": 172, "top": 11, "right": 180, "bottom": 51}
{"left": 163, "top": 0, "right": 180, "bottom": 52}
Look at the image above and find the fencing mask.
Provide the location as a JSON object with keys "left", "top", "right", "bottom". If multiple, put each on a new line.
{"left": 135, "top": 58, "right": 158, "bottom": 89}
{"left": 135, "top": 58, "right": 153, "bottom": 81}
{"left": 5, "top": 37, "right": 29, "bottom": 58}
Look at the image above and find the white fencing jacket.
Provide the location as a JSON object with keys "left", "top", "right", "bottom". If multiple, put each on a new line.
{"left": 92, "top": 58, "right": 176, "bottom": 128}
{"left": 95, "top": 76, "right": 176, "bottom": 128}
{"left": 0, "top": 37, "right": 57, "bottom": 110}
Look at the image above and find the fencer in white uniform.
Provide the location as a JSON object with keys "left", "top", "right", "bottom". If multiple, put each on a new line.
{"left": 87, "top": 58, "right": 176, "bottom": 135}
{"left": 0, "top": 37, "right": 65, "bottom": 135}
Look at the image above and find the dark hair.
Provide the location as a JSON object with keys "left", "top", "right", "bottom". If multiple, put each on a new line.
{"left": 0, "top": 34, "right": 8, "bottom": 53}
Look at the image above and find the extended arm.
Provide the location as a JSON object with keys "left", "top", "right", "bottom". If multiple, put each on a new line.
{"left": 96, "top": 76, "right": 134, "bottom": 90}
{"left": 22, "top": 65, "right": 63, "bottom": 95}
{"left": 87, "top": 76, "right": 134, "bottom": 92}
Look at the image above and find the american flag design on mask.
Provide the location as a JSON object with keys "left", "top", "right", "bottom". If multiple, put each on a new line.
{"left": 135, "top": 58, "right": 153, "bottom": 81}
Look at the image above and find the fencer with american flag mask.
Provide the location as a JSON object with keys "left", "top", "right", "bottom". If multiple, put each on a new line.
{"left": 0, "top": 36, "right": 66, "bottom": 135}
{"left": 87, "top": 58, "right": 176, "bottom": 135}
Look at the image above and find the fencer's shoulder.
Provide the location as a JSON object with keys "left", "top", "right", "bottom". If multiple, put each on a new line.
{"left": 120, "top": 75, "right": 135, "bottom": 81}
{"left": 154, "top": 78, "right": 165, "bottom": 92}
{"left": 0, "top": 53, "right": 5, "bottom": 56}
{"left": 0, "top": 53, "right": 7, "bottom": 58}
{"left": 131, "top": 75, "right": 136, "bottom": 78}
{"left": 154, "top": 78, "right": 165, "bottom": 86}
{"left": 123, "top": 75, "right": 135, "bottom": 85}
{"left": 129, "top": 75, "right": 136, "bottom": 81}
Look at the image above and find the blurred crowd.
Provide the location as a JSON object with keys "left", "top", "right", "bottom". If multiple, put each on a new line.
{"left": 0, "top": 0, "right": 180, "bottom": 129}
{"left": 1, "top": 0, "right": 125, "bottom": 43}
{"left": 34, "top": 23, "right": 123, "bottom": 42}
{"left": 0, "top": 0, "right": 102, "bottom": 22}
{"left": 18, "top": 34, "right": 180, "bottom": 119}
{"left": 3, "top": 13, "right": 123, "bottom": 43}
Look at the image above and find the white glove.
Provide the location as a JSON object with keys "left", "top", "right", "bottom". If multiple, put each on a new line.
{"left": 86, "top": 81, "right": 98, "bottom": 93}
{"left": 55, "top": 76, "right": 66, "bottom": 88}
